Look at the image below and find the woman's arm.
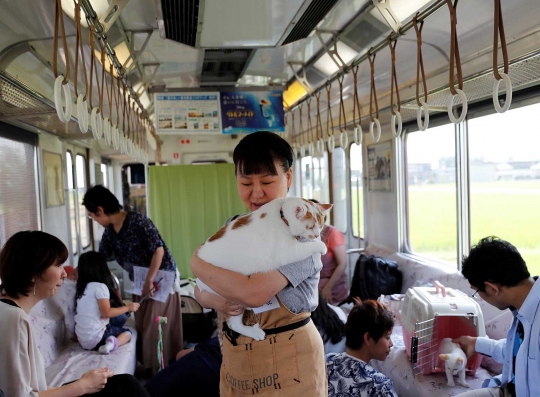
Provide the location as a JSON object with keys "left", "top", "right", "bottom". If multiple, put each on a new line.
{"left": 321, "top": 244, "right": 347, "bottom": 302}
{"left": 191, "top": 250, "right": 288, "bottom": 308}
{"left": 98, "top": 299, "right": 139, "bottom": 318}
{"left": 142, "top": 246, "right": 164, "bottom": 297}
{"left": 194, "top": 288, "right": 244, "bottom": 315}
{"left": 38, "top": 368, "right": 113, "bottom": 397}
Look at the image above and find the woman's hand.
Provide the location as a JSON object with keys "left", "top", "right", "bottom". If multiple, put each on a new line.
{"left": 321, "top": 285, "right": 333, "bottom": 304}
{"left": 77, "top": 368, "right": 114, "bottom": 394}
{"left": 127, "top": 302, "right": 140, "bottom": 313}
{"left": 142, "top": 279, "right": 154, "bottom": 297}
{"left": 195, "top": 287, "right": 244, "bottom": 315}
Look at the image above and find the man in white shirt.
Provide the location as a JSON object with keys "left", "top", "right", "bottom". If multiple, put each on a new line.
{"left": 455, "top": 236, "right": 540, "bottom": 397}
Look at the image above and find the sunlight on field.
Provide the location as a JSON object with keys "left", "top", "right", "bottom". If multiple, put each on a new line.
{"left": 408, "top": 180, "right": 540, "bottom": 276}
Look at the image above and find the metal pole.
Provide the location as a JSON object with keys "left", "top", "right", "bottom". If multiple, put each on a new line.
{"left": 288, "top": 0, "right": 448, "bottom": 111}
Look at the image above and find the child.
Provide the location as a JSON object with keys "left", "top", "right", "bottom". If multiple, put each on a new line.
{"left": 326, "top": 300, "right": 398, "bottom": 397}
{"left": 75, "top": 251, "right": 140, "bottom": 354}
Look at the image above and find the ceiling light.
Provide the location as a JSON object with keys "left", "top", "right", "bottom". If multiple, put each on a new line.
{"left": 61, "top": 0, "right": 110, "bottom": 28}
{"left": 313, "top": 41, "right": 358, "bottom": 76}
{"left": 283, "top": 80, "right": 308, "bottom": 108}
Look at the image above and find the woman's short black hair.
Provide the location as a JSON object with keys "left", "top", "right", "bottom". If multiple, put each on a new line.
{"left": 233, "top": 131, "right": 294, "bottom": 176}
{"left": 462, "top": 236, "right": 530, "bottom": 291}
{"left": 83, "top": 185, "right": 122, "bottom": 215}
{"left": 0, "top": 231, "right": 68, "bottom": 298}
{"left": 345, "top": 300, "right": 395, "bottom": 351}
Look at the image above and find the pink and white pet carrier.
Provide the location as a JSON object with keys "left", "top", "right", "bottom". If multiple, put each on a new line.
{"left": 399, "top": 281, "right": 486, "bottom": 376}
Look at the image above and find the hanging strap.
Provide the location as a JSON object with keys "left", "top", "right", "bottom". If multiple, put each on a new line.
{"left": 315, "top": 92, "right": 323, "bottom": 141}
{"left": 88, "top": 27, "right": 96, "bottom": 108}
{"left": 493, "top": 0, "right": 509, "bottom": 80}
{"left": 306, "top": 98, "right": 314, "bottom": 143}
{"left": 447, "top": 0, "right": 463, "bottom": 95}
{"left": 53, "top": 0, "right": 70, "bottom": 84}
{"left": 387, "top": 35, "right": 401, "bottom": 115}
{"left": 337, "top": 75, "right": 347, "bottom": 131}
{"left": 291, "top": 109, "right": 296, "bottom": 144}
{"left": 413, "top": 15, "right": 428, "bottom": 107}
{"left": 368, "top": 50, "right": 379, "bottom": 121}
{"left": 298, "top": 104, "right": 304, "bottom": 146}
{"left": 352, "top": 65, "right": 362, "bottom": 125}
{"left": 73, "top": 1, "right": 88, "bottom": 99}
{"left": 99, "top": 46, "right": 107, "bottom": 114}
{"left": 325, "top": 82, "right": 334, "bottom": 139}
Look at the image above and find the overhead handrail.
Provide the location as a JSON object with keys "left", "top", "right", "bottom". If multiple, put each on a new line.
{"left": 413, "top": 15, "right": 430, "bottom": 131}
{"left": 352, "top": 65, "right": 362, "bottom": 146}
{"left": 492, "top": 0, "right": 512, "bottom": 113}
{"left": 325, "top": 82, "right": 335, "bottom": 153}
{"left": 446, "top": 0, "right": 468, "bottom": 123}
{"left": 74, "top": 0, "right": 89, "bottom": 133}
{"left": 387, "top": 35, "right": 402, "bottom": 138}
{"left": 89, "top": 25, "right": 103, "bottom": 141}
{"left": 315, "top": 92, "right": 325, "bottom": 154}
{"left": 53, "top": 0, "right": 72, "bottom": 123}
{"left": 306, "top": 98, "right": 314, "bottom": 156}
{"left": 368, "top": 50, "right": 381, "bottom": 142}
{"left": 337, "top": 75, "right": 348, "bottom": 149}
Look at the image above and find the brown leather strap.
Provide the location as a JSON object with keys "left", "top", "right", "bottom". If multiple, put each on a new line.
{"left": 123, "top": 85, "right": 128, "bottom": 138}
{"left": 412, "top": 15, "right": 428, "bottom": 107}
{"left": 387, "top": 35, "right": 401, "bottom": 115}
{"left": 291, "top": 109, "right": 296, "bottom": 144}
{"left": 107, "top": 64, "right": 114, "bottom": 120}
{"left": 73, "top": 1, "right": 88, "bottom": 99}
{"left": 325, "top": 82, "right": 333, "bottom": 139}
{"left": 315, "top": 92, "right": 323, "bottom": 140}
{"left": 99, "top": 46, "right": 106, "bottom": 113}
{"left": 493, "top": 0, "right": 508, "bottom": 80}
{"left": 352, "top": 65, "right": 362, "bottom": 126}
{"left": 298, "top": 104, "right": 304, "bottom": 146}
{"left": 88, "top": 28, "right": 95, "bottom": 107}
{"left": 447, "top": 0, "right": 463, "bottom": 95}
{"left": 306, "top": 98, "right": 314, "bottom": 144}
{"left": 53, "top": 0, "right": 70, "bottom": 84}
{"left": 337, "top": 75, "right": 346, "bottom": 132}
{"left": 368, "top": 50, "right": 379, "bottom": 121}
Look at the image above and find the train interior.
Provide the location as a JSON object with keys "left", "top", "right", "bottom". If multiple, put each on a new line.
{"left": 1, "top": 0, "right": 540, "bottom": 394}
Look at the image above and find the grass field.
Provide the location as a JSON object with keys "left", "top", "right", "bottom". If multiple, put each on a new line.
{"left": 350, "top": 180, "right": 540, "bottom": 276}
{"left": 408, "top": 180, "right": 540, "bottom": 276}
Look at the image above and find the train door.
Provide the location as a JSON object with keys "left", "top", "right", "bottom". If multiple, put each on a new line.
{"left": 65, "top": 144, "right": 92, "bottom": 263}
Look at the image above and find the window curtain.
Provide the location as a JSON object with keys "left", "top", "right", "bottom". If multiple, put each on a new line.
{"left": 148, "top": 163, "right": 246, "bottom": 278}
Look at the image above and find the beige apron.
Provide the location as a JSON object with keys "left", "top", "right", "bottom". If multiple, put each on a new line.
{"left": 220, "top": 298, "right": 327, "bottom": 396}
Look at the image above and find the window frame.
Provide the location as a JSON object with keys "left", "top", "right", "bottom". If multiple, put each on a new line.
{"left": 349, "top": 141, "right": 364, "bottom": 239}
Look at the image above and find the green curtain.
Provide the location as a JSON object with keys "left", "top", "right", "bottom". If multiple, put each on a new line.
{"left": 148, "top": 163, "right": 247, "bottom": 278}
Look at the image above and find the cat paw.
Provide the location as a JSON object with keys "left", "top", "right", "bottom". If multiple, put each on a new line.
{"left": 447, "top": 381, "right": 455, "bottom": 387}
{"left": 458, "top": 382, "right": 470, "bottom": 388}
{"left": 245, "top": 324, "right": 266, "bottom": 341}
{"left": 316, "top": 241, "right": 327, "bottom": 254}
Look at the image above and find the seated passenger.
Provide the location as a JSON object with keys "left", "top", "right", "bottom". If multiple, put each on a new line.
{"left": 326, "top": 300, "right": 398, "bottom": 397}
{"left": 75, "top": 251, "right": 140, "bottom": 354}
{"left": 312, "top": 294, "right": 346, "bottom": 354}
{"left": 309, "top": 199, "right": 348, "bottom": 304}
{"left": 0, "top": 231, "right": 150, "bottom": 397}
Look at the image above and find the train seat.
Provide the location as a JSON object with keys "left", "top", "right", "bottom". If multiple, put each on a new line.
{"left": 28, "top": 279, "right": 137, "bottom": 387}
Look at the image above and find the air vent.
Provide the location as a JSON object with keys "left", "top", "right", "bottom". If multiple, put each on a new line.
{"left": 341, "top": 11, "right": 390, "bottom": 53}
{"left": 200, "top": 49, "right": 253, "bottom": 85}
{"left": 160, "top": 0, "right": 200, "bottom": 47}
{"left": 282, "top": 0, "right": 340, "bottom": 46}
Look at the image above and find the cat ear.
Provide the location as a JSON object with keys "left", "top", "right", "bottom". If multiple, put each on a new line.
{"left": 456, "top": 357, "right": 463, "bottom": 364}
{"left": 439, "top": 354, "right": 449, "bottom": 361}
{"left": 317, "top": 203, "right": 333, "bottom": 214}
{"left": 295, "top": 205, "right": 306, "bottom": 220}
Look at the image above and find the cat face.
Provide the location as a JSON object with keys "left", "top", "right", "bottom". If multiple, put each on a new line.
{"left": 439, "top": 354, "right": 465, "bottom": 374}
{"left": 287, "top": 200, "right": 332, "bottom": 240}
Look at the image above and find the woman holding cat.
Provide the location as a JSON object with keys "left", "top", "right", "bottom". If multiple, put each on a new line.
{"left": 191, "top": 131, "right": 327, "bottom": 396}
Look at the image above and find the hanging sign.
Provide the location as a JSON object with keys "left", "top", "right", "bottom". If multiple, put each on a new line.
{"left": 220, "top": 90, "right": 285, "bottom": 134}
{"left": 154, "top": 93, "right": 221, "bottom": 135}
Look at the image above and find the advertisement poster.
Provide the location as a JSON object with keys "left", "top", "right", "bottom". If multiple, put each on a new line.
{"left": 220, "top": 90, "right": 285, "bottom": 134}
{"left": 367, "top": 141, "right": 392, "bottom": 192}
{"left": 154, "top": 93, "right": 221, "bottom": 134}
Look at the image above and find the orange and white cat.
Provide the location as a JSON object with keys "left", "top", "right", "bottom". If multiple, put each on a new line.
{"left": 439, "top": 338, "right": 470, "bottom": 388}
{"left": 197, "top": 197, "right": 332, "bottom": 340}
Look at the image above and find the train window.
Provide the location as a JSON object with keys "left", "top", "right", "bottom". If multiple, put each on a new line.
{"left": 100, "top": 163, "right": 108, "bottom": 187}
{"left": 301, "top": 155, "right": 313, "bottom": 198}
{"left": 0, "top": 136, "right": 38, "bottom": 247}
{"left": 350, "top": 143, "right": 364, "bottom": 238}
{"left": 312, "top": 153, "right": 330, "bottom": 205}
{"left": 331, "top": 147, "right": 348, "bottom": 233}
{"left": 66, "top": 152, "right": 78, "bottom": 256}
{"left": 76, "top": 154, "right": 90, "bottom": 249}
{"left": 468, "top": 103, "right": 540, "bottom": 275}
{"left": 406, "top": 124, "right": 457, "bottom": 264}
{"left": 290, "top": 158, "right": 302, "bottom": 197}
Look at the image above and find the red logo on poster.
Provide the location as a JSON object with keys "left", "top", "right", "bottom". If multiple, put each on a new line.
{"left": 173, "top": 153, "right": 179, "bottom": 159}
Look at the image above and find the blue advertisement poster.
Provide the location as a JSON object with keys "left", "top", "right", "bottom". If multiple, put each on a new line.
{"left": 220, "top": 90, "right": 285, "bottom": 134}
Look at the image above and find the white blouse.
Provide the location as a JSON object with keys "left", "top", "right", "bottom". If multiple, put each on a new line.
{"left": 0, "top": 300, "right": 47, "bottom": 397}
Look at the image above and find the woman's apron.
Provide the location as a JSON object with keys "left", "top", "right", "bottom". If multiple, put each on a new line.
{"left": 220, "top": 298, "right": 327, "bottom": 396}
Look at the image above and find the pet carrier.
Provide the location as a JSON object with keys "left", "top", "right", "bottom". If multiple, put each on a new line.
{"left": 399, "top": 281, "right": 486, "bottom": 376}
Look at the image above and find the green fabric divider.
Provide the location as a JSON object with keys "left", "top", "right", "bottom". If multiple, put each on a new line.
{"left": 148, "top": 163, "right": 247, "bottom": 279}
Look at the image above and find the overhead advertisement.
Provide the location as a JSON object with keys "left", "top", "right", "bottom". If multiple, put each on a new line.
{"left": 220, "top": 90, "right": 285, "bottom": 134}
{"left": 154, "top": 93, "right": 221, "bottom": 134}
